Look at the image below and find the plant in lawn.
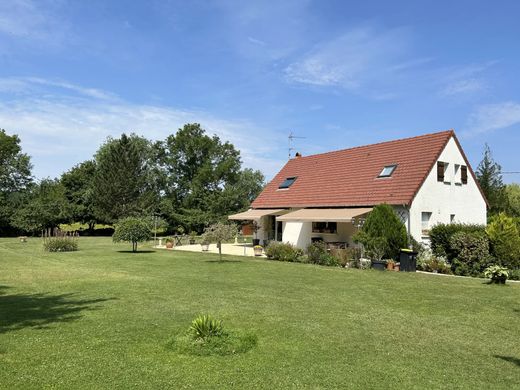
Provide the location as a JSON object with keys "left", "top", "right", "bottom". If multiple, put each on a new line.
{"left": 112, "top": 217, "right": 151, "bottom": 252}
{"left": 483, "top": 265, "right": 510, "bottom": 284}
{"left": 201, "top": 222, "right": 237, "bottom": 261}
{"left": 189, "top": 314, "right": 225, "bottom": 340}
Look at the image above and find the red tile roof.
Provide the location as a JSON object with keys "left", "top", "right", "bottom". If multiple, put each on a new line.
{"left": 252, "top": 130, "right": 460, "bottom": 208}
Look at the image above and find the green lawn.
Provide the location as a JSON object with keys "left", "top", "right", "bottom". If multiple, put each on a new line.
{"left": 0, "top": 237, "right": 519, "bottom": 389}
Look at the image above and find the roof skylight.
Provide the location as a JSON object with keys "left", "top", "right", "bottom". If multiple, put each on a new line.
{"left": 279, "top": 176, "right": 297, "bottom": 189}
{"left": 378, "top": 165, "right": 397, "bottom": 178}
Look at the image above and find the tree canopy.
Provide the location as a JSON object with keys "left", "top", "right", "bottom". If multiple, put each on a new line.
{"left": 112, "top": 217, "right": 152, "bottom": 252}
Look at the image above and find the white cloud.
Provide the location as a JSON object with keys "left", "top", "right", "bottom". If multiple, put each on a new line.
{"left": 0, "top": 78, "right": 286, "bottom": 180}
{"left": 0, "top": 0, "right": 70, "bottom": 46}
{"left": 467, "top": 102, "right": 520, "bottom": 135}
{"left": 438, "top": 61, "right": 496, "bottom": 97}
{"left": 284, "top": 26, "right": 423, "bottom": 95}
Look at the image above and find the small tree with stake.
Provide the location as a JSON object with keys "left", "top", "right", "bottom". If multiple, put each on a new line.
{"left": 112, "top": 217, "right": 151, "bottom": 252}
{"left": 201, "top": 222, "right": 237, "bottom": 261}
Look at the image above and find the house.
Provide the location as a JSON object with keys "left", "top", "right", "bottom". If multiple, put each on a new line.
{"left": 229, "top": 130, "right": 487, "bottom": 249}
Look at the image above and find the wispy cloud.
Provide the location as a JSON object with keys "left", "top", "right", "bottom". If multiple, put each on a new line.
{"left": 438, "top": 61, "right": 496, "bottom": 97}
{"left": 0, "top": 77, "right": 286, "bottom": 179}
{"left": 0, "top": 0, "right": 71, "bottom": 46}
{"left": 284, "top": 26, "right": 427, "bottom": 97}
{"left": 466, "top": 101, "right": 520, "bottom": 135}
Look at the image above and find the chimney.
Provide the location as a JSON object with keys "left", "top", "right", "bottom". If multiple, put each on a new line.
{"left": 295, "top": 152, "right": 302, "bottom": 158}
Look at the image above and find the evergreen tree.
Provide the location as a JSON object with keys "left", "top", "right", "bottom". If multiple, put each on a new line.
{"left": 476, "top": 144, "right": 507, "bottom": 215}
{"left": 353, "top": 204, "right": 408, "bottom": 260}
{"left": 92, "top": 134, "right": 159, "bottom": 223}
{"left": 486, "top": 212, "right": 520, "bottom": 269}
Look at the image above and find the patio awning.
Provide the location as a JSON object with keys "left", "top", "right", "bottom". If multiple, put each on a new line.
{"left": 228, "top": 209, "right": 288, "bottom": 220}
{"left": 276, "top": 208, "right": 373, "bottom": 222}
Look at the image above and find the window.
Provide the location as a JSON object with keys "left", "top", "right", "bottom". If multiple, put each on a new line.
{"left": 437, "top": 161, "right": 445, "bottom": 182}
{"left": 421, "top": 212, "right": 432, "bottom": 235}
{"left": 312, "top": 222, "right": 337, "bottom": 234}
{"left": 450, "top": 214, "right": 456, "bottom": 223}
{"left": 278, "top": 176, "right": 297, "bottom": 189}
{"left": 378, "top": 164, "right": 397, "bottom": 178}
{"left": 454, "top": 164, "right": 461, "bottom": 184}
{"left": 461, "top": 166, "right": 468, "bottom": 184}
{"left": 437, "top": 161, "right": 450, "bottom": 183}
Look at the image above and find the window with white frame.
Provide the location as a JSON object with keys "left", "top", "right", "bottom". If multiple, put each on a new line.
{"left": 421, "top": 212, "right": 432, "bottom": 235}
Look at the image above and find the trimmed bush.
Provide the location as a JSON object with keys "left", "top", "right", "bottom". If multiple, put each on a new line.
{"left": 307, "top": 242, "right": 338, "bottom": 266}
{"left": 265, "top": 242, "right": 303, "bottom": 262}
{"left": 43, "top": 237, "right": 78, "bottom": 252}
{"left": 449, "top": 231, "right": 491, "bottom": 277}
{"left": 429, "top": 223, "right": 486, "bottom": 260}
{"left": 486, "top": 213, "right": 520, "bottom": 269}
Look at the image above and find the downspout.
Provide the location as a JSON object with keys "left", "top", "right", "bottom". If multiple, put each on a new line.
{"left": 404, "top": 203, "right": 412, "bottom": 248}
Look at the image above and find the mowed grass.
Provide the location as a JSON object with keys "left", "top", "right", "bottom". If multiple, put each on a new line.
{"left": 0, "top": 237, "right": 519, "bottom": 389}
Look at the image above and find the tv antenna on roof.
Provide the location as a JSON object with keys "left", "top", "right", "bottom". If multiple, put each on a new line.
{"left": 288, "top": 131, "right": 306, "bottom": 159}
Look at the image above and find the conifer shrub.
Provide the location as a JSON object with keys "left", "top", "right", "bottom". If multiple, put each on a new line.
{"left": 353, "top": 204, "right": 407, "bottom": 260}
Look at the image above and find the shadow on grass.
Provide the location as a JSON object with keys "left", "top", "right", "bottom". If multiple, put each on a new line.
{"left": 494, "top": 355, "right": 520, "bottom": 367}
{"left": 116, "top": 250, "right": 156, "bottom": 254}
{"left": 0, "top": 285, "right": 116, "bottom": 334}
{"left": 204, "top": 259, "right": 243, "bottom": 263}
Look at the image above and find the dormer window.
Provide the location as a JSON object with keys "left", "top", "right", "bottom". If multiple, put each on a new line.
{"left": 279, "top": 176, "right": 297, "bottom": 189}
{"left": 378, "top": 164, "right": 397, "bottom": 178}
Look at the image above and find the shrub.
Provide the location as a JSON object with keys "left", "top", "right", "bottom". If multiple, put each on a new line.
{"left": 265, "top": 242, "right": 303, "bottom": 262}
{"left": 307, "top": 242, "right": 338, "bottom": 266}
{"left": 112, "top": 217, "right": 151, "bottom": 252}
{"left": 353, "top": 204, "right": 407, "bottom": 260}
{"left": 486, "top": 213, "right": 520, "bottom": 269}
{"left": 449, "top": 231, "right": 491, "bottom": 277}
{"left": 43, "top": 237, "right": 78, "bottom": 252}
{"left": 416, "top": 249, "right": 451, "bottom": 274}
{"left": 483, "top": 265, "right": 509, "bottom": 284}
{"left": 189, "top": 314, "right": 224, "bottom": 340}
{"left": 429, "top": 223, "right": 486, "bottom": 260}
{"left": 330, "top": 248, "right": 356, "bottom": 267}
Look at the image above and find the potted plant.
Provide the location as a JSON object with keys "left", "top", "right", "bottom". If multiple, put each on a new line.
{"left": 386, "top": 259, "right": 395, "bottom": 270}
{"left": 165, "top": 237, "right": 174, "bottom": 249}
{"left": 253, "top": 245, "right": 263, "bottom": 256}
{"left": 484, "top": 265, "right": 509, "bottom": 284}
{"left": 189, "top": 231, "right": 197, "bottom": 245}
{"left": 252, "top": 221, "right": 261, "bottom": 246}
{"left": 394, "top": 262, "right": 400, "bottom": 272}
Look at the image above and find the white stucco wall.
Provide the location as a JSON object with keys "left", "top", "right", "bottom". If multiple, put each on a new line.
{"left": 409, "top": 137, "right": 487, "bottom": 243}
{"left": 282, "top": 221, "right": 312, "bottom": 249}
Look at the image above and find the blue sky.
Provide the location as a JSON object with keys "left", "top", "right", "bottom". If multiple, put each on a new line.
{"left": 0, "top": 0, "right": 519, "bottom": 182}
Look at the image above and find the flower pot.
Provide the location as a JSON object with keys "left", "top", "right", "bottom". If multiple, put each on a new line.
{"left": 166, "top": 242, "right": 173, "bottom": 249}
{"left": 386, "top": 262, "right": 395, "bottom": 271}
{"left": 253, "top": 247, "right": 263, "bottom": 256}
{"left": 394, "top": 264, "right": 400, "bottom": 272}
{"left": 201, "top": 243, "right": 209, "bottom": 251}
{"left": 189, "top": 239, "right": 196, "bottom": 245}
{"left": 371, "top": 260, "right": 386, "bottom": 271}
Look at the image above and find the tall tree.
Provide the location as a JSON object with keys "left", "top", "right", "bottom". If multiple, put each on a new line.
{"left": 476, "top": 144, "right": 507, "bottom": 215}
{"left": 505, "top": 183, "right": 520, "bottom": 218}
{"left": 61, "top": 160, "right": 97, "bottom": 230}
{"left": 159, "top": 123, "right": 263, "bottom": 231}
{"left": 92, "top": 133, "right": 159, "bottom": 223}
{"left": 0, "top": 129, "right": 33, "bottom": 234}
